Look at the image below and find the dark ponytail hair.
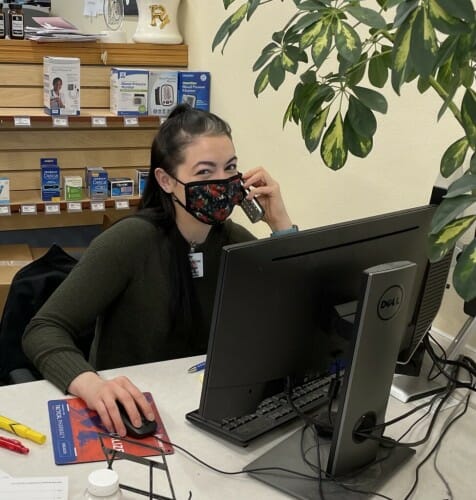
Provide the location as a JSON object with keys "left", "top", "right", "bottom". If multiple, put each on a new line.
{"left": 136, "top": 104, "right": 233, "bottom": 346}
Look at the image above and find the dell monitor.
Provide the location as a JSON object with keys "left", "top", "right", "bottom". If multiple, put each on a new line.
{"left": 186, "top": 204, "right": 452, "bottom": 497}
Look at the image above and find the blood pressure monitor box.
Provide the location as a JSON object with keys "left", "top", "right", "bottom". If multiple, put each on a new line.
{"left": 178, "top": 71, "right": 210, "bottom": 111}
{"left": 43, "top": 56, "right": 80, "bottom": 116}
{"left": 110, "top": 67, "right": 149, "bottom": 116}
{"left": 148, "top": 70, "right": 178, "bottom": 118}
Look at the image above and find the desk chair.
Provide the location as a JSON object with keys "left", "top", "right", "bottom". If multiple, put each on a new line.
{"left": 0, "top": 244, "right": 94, "bottom": 385}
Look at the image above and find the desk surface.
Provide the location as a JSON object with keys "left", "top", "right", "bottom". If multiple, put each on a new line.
{"left": 0, "top": 356, "right": 474, "bottom": 499}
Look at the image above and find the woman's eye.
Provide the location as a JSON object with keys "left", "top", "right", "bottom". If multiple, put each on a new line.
{"left": 226, "top": 164, "right": 238, "bottom": 171}
{"left": 196, "top": 168, "right": 211, "bottom": 176}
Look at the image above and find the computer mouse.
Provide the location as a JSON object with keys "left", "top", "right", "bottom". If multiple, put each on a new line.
{"left": 116, "top": 402, "right": 157, "bottom": 439}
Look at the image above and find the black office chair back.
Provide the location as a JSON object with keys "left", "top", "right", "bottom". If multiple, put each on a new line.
{"left": 0, "top": 244, "right": 94, "bottom": 384}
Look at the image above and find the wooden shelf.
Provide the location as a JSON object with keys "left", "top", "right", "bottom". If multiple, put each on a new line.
{"left": 8, "top": 190, "right": 141, "bottom": 209}
{"left": 0, "top": 110, "right": 161, "bottom": 129}
{"left": 0, "top": 40, "right": 188, "bottom": 67}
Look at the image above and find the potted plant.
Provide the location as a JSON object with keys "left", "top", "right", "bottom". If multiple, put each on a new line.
{"left": 213, "top": 0, "right": 476, "bottom": 300}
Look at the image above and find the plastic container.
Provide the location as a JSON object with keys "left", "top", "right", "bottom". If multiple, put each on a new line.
{"left": 84, "top": 469, "right": 122, "bottom": 500}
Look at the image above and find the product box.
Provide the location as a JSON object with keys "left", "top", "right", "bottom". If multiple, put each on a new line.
{"left": 88, "top": 168, "right": 108, "bottom": 200}
{"left": 178, "top": 71, "right": 210, "bottom": 111}
{"left": 108, "top": 177, "right": 134, "bottom": 198}
{"left": 0, "top": 178, "right": 9, "bottom": 205}
{"left": 40, "top": 158, "right": 61, "bottom": 201}
{"left": 148, "top": 70, "right": 178, "bottom": 118}
{"left": 110, "top": 67, "right": 149, "bottom": 116}
{"left": 136, "top": 168, "right": 148, "bottom": 196}
{"left": 43, "top": 56, "right": 80, "bottom": 116}
{"left": 63, "top": 175, "right": 83, "bottom": 201}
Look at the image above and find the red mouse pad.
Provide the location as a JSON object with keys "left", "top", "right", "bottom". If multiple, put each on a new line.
{"left": 48, "top": 391, "right": 173, "bottom": 465}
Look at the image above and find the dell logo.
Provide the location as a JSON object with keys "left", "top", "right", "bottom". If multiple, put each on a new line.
{"left": 378, "top": 285, "right": 404, "bottom": 320}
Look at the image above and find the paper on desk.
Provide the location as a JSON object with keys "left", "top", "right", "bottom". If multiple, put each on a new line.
{"left": 0, "top": 469, "right": 11, "bottom": 479}
{"left": 0, "top": 476, "right": 68, "bottom": 500}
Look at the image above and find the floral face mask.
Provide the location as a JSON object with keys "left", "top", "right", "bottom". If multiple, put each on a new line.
{"left": 172, "top": 173, "right": 245, "bottom": 225}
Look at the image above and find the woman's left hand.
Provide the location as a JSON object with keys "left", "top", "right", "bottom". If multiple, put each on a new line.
{"left": 241, "top": 167, "right": 293, "bottom": 232}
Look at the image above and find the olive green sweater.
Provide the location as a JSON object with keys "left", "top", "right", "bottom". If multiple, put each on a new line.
{"left": 22, "top": 216, "right": 254, "bottom": 392}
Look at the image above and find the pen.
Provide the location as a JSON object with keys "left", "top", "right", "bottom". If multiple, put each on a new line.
{"left": 0, "top": 414, "right": 46, "bottom": 444}
{"left": 188, "top": 361, "right": 206, "bottom": 373}
{"left": 0, "top": 436, "right": 29, "bottom": 454}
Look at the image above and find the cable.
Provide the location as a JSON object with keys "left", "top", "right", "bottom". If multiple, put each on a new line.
{"left": 356, "top": 365, "right": 460, "bottom": 448}
{"left": 402, "top": 392, "right": 471, "bottom": 500}
{"left": 423, "top": 337, "right": 476, "bottom": 389}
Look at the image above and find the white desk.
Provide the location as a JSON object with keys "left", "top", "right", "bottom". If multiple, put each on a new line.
{"left": 0, "top": 356, "right": 474, "bottom": 499}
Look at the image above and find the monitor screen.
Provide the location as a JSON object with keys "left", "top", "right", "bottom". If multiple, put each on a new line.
{"left": 191, "top": 204, "right": 452, "bottom": 426}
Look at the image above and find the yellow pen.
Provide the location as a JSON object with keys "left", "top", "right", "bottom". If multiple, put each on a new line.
{"left": 0, "top": 414, "right": 46, "bottom": 445}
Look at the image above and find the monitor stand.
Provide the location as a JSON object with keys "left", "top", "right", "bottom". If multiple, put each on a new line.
{"left": 391, "top": 315, "right": 476, "bottom": 402}
{"left": 244, "top": 426, "right": 413, "bottom": 499}
{"left": 244, "top": 261, "right": 418, "bottom": 498}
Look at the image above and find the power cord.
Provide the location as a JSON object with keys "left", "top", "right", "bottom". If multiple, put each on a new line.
{"left": 402, "top": 391, "right": 471, "bottom": 500}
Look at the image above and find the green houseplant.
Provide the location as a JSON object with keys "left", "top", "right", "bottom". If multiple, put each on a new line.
{"left": 213, "top": 0, "right": 476, "bottom": 300}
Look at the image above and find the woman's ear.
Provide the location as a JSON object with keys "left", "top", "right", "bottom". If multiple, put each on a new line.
{"left": 155, "top": 168, "right": 175, "bottom": 193}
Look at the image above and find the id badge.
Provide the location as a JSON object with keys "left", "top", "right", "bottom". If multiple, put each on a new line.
{"left": 189, "top": 252, "right": 204, "bottom": 278}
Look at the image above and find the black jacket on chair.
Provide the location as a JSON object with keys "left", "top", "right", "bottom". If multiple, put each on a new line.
{"left": 0, "top": 244, "right": 93, "bottom": 384}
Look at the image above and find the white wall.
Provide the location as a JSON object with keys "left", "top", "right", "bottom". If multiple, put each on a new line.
{"left": 51, "top": 0, "right": 474, "bottom": 347}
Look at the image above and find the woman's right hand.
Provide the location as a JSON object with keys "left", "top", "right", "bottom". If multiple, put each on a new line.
{"left": 68, "top": 371, "right": 155, "bottom": 437}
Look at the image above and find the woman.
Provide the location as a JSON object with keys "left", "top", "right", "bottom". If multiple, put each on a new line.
{"left": 23, "top": 104, "right": 295, "bottom": 436}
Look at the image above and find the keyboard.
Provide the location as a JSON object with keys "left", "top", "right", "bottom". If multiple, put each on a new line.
{"left": 186, "top": 374, "right": 333, "bottom": 446}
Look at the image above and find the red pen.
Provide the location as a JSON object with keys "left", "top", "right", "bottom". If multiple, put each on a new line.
{"left": 0, "top": 435, "right": 29, "bottom": 454}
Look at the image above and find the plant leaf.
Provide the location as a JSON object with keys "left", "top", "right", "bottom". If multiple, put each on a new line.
{"left": 252, "top": 42, "right": 279, "bottom": 71}
{"left": 428, "top": 0, "right": 471, "bottom": 35}
{"left": 224, "top": 0, "right": 236, "bottom": 9}
{"left": 300, "top": 19, "right": 325, "bottom": 49}
{"left": 369, "top": 51, "right": 388, "bottom": 88}
{"left": 445, "top": 171, "right": 476, "bottom": 198}
{"left": 321, "top": 112, "right": 348, "bottom": 170}
{"left": 410, "top": 6, "right": 438, "bottom": 78}
{"left": 335, "top": 20, "right": 362, "bottom": 64}
{"left": 282, "top": 45, "right": 307, "bottom": 74}
{"left": 343, "top": 115, "right": 373, "bottom": 158}
{"left": 470, "top": 152, "right": 476, "bottom": 174}
{"left": 440, "top": 137, "right": 469, "bottom": 178}
{"left": 311, "top": 21, "right": 333, "bottom": 69}
{"left": 304, "top": 106, "right": 330, "bottom": 153}
{"left": 268, "top": 56, "right": 286, "bottom": 90}
{"left": 283, "top": 98, "right": 296, "bottom": 127}
{"left": 391, "top": 10, "right": 417, "bottom": 94}
{"left": 461, "top": 89, "right": 476, "bottom": 150}
{"left": 345, "top": 5, "right": 387, "bottom": 29}
{"left": 212, "top": 3, "right": 248, "bottom": 52}
{"left": 433, "top": 0, "right": 475, "bottom": 23}
{"left": 254, "top": 64, "right": 270, "bottom": 96}
{"left": 428, "top": 215, "right": 476, "bottom": 262}
{"left": 346, "top": 53, "right": 368, "bottom": 87}
{"left": 247, "top": 0, "right": 261, "bottom": 20}
{"left": 352, "top": 86, "right": 388, "bottom": 113}
{"left": 430, "top": 195, "right": 476, "bottom": 234}
{"left": 454, "top": 238, "right": 476, "bottom": 301}
{"left": 346, "top": 95, "right": 377, "bottom": 137}
{"left": 394, "top": 0, "right": 419, "bottom": 28}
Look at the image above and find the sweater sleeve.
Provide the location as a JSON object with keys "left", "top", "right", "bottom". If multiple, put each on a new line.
{"left": 22, "top": 217, "right": 157, "bottom": 392}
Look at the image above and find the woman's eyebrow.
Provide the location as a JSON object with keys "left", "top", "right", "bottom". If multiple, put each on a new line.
{"left": 192, "top": 156, "right": 237, "bottom": 168}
